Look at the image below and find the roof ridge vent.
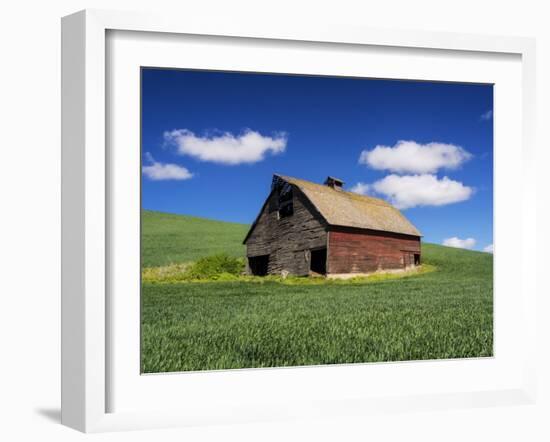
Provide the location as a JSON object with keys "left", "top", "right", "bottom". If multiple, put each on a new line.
{"left": 324, "top": 176, "right": 344, "bottom": 190}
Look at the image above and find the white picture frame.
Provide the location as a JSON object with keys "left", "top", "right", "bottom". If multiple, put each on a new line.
{"left": 61, "top": 9, "right": 537, "bottom": 433}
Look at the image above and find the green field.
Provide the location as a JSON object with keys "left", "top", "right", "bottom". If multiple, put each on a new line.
{"left": 141, "top": 210, "right": 493, "bottom": 373}
{"left": 142, "top": 210, "right": 248, "bottom": 267}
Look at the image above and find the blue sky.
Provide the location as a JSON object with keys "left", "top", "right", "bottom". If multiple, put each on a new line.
{"left": 141, "top": 68, "right": 493, "bottom": 252}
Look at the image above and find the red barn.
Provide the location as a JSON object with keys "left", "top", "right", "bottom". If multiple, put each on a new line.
{"left": 243, "top": 174, "right": 421, "bottom": 277}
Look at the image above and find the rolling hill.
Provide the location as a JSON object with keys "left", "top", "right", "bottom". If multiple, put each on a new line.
{"left": 142, "top": 210, "right": 249, "bottom": 267}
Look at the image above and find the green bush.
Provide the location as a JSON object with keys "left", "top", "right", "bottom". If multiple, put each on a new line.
{"left": 184, "top": 254, "right": 245, "bottom": 280}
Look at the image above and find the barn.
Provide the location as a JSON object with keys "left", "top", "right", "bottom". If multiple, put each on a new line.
{"left": 243, "top": 174, "right": 421, "bottom": 277}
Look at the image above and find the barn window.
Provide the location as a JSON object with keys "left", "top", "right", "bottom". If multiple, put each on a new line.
{"left": 278, "top": 182, "right": 294, "bottom": 219}
{"left": 248, "top": 255, "right": 270, "bottom": 276}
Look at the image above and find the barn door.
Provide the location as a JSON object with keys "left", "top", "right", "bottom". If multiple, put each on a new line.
{"left": 403, "top": 252, "right": 419, "bottom": 267}
{"left": 310, "top": 248, "right": 327, "bottom": 275}
{"left": 402, "top": 252, "right": 413, "bottom": 268}
{"left": 248, "top": 255, "right": 270, "bottom": 276}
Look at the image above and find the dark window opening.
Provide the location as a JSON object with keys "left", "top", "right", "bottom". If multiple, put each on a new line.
{"left": 310, "top": 248, "right": 327, "bottom": 275}
{"left": 248, "top": 255, "right": 270, "bottom": 276}
{"left": 278, "top": 183, "right": 294, "bottom": 219}
{"left": 268, "top": 194, "right": 279, "bottom": 213}
{"left": 414, "top": 253, "right": 420, "bottom": 266}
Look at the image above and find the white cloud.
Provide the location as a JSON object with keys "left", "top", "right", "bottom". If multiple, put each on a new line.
{"left": 483, "top": 244, "right": 494, "bottom": 253}
{"left": 349, "top": 182, "right": 371, "bottom": 195}
{"left": 164, "top": 129, "right": 287, "bottom": 165}
{"left": 142, "top": 153, "right": 193, "bottom": 181}
{"left": 480, "top": 110, "right": 493, "bottom": 121}
{"left": 359, "top": 140, "right": 472, "bottom": 174}
{"left": 443, "top": 237, "right": 476, "bottom": 250}
{"left": 370, "top": 174, "right": 473, "bottom": 209}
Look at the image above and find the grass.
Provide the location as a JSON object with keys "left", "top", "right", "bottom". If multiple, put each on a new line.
{"left": 141, "top": 210, "right": 493, "bottom": 373}
{"left": 142, "top": 259, "right": 436, "bottom": 284}
{"left": 141, "top": 210, "right": 249, "bottom": 267}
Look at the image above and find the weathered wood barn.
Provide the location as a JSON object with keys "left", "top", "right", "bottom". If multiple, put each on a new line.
{"left": 243, "top": 174, "right": 421, "bottom": 277}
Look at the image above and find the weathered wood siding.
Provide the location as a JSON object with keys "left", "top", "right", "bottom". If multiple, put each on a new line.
{"left": 246, "top": 188, "right": 327, "bottom": 276}
{"left": 328, "top": 228, "right": 421, "bottom": 274}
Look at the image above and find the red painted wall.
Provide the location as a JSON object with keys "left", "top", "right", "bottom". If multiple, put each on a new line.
{"left": 328, "top": 228, "right": 421, "bottom": 274}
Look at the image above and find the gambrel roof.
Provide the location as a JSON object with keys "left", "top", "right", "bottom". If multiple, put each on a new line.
{"left": 274, "top": 174, "right": 421, "bottom": 237}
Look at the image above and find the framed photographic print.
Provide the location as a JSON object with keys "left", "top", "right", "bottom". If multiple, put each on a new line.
{"left": 61, "top": 9, "right": 537, "bottom": 433}
{"left": 139, "top": 68, "right": 493, "bottom": 374}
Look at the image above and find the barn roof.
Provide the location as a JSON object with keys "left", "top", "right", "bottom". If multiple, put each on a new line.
{"left": 275, "top": 174, "right": 421, "bottom": 237}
